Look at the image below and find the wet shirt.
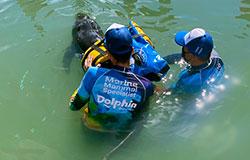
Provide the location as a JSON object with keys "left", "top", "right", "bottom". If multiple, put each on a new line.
{"left": 173, "top": 50, "right": 224, "bottom": 94}
{"left": 70, "top": 65, "right": 154, "bottom": 130}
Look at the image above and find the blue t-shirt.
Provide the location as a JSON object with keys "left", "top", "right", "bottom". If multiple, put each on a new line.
{"left": 72, "top": 65, "right": 154, "bottom": 130}
{"left": 172, "top": 50, "right": 224, "bottom": 94}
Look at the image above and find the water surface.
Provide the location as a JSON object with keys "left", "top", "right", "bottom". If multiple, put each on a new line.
{"left": 0, "top": 0, "right": 250, "bottom": 159}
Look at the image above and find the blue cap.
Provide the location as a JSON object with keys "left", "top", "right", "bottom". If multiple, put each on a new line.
{"left": 175, "top": 28, "right": 213, "bottom": 58}
{"left": 104, "top": 26, "right": 133, "bottom": 55}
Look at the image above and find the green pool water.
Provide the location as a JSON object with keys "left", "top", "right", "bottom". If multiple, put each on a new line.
{"left": 0, "top": 0, "right": 250, "bottom": 159}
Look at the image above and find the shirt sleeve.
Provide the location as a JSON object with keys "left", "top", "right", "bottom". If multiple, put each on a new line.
{"left": 69, "top": 67, "right": 97, "bottom": 111}
{"left": 146, "top": 81, "right": 154, "bottom": 98}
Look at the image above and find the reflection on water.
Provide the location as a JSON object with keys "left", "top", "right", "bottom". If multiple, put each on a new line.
{"left": 236, "top": 0, "right": 250, "bottom": 22}
{"left": 0, "top": 0, "right": 18, "bottom": 26}
{"left": 118, "top": 0, "right": 139, "bottom": 18}
{"left": 93, "top": 0, "right": 176, "bottom": 32}
{"left": 0, "top": 1, "right": 13, "bottom": 14}
{"left": 139, "top": 5, "right": 172, "bottom": 17}
{"left": 16, "top": 0, "right": 51, "bottom": 36}
{"left": 138, "top": 0, "right": 176, "bottom": 32}
{"left": 16, "top": 0, "right": 48, "bottom": 21}
{"left": 72, "top": 0, "right": 87, "bottom": 9}
{"left": 235, "top": 0, "right": 250, "bottom": 38}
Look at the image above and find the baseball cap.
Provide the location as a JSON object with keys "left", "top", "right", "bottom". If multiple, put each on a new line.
{"left": 175, "top": 28, "right": 213, "bottom": 58}
{"left": 104, "top": 23, "right": 133, "bottom": 55}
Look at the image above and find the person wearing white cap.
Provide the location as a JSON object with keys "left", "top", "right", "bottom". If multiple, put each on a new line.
{"left": 83, "top": 22, "right": 170, "bottom": 81}
{"left": 171, "top": 28, "right": 224, "bottom": 93}
{"left": 69, "top": 24, "right": 154, "bottom": 132}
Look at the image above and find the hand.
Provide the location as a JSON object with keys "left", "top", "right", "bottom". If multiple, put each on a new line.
{"left": 84, "top": 55, "right": 101, "bottom": 72}
{"left": 154, "top": 86, "right": 164, "bottom": 94}
{"left": 84, "top": 55, "right": 93, "bottom": 72}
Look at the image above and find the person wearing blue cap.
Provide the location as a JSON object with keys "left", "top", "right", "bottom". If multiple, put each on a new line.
{"left": 69, "top": 23, "right": 154, "bottom": 132}
{"left": 171, "top": 28, "right": 224, "bottom": 93}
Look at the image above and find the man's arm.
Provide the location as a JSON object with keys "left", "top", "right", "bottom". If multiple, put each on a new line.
{"left": 163, "top": 53, "right": 182, "bottom": 64}
{"left": 69, "top": 90, "right": 89, "bottom": 111}
{"left": 69, "top": 68, "right": 95, "bottom": 111}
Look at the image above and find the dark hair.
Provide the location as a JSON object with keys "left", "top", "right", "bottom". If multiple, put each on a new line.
{"left": 111, "top": 46, "right": 132, "bottom": 63}
{"left": 197, "top": 51, "right": 211, "bottom": 62}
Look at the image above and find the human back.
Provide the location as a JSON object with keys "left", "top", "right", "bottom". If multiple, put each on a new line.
{"left": 80, "top": 66, "right": 154, "bottom": 131}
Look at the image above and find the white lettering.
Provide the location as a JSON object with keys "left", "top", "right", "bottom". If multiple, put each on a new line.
{"left": 104, "top": 76, "right": 138, "bottom": 89}
{"left": 104, "top": 82, "right": 111, "bottom": 88}
{"left": 104, "top": 98, "right": 111, "bottom": 104}
{"left": 121, "top": 99, "right": 129, "bottom": 107}
{"left": 113, "top": 100, "right": 121, "bottom": 109}
{"left": 105, "top": 76, "right": 114, "bottom": 83}
{"left": 103, "top": 76, "right": 140, "bottom": 98}
{"left": 131, "top": 103, "right": 137, "bottom": 108}
{"left": 96, "top": 95, "right": 137, "bottom": 110}
{"left": 97, "top": 95, "right": 105, "bottom": 103}
{"left": 103, "top": 88, "right": 107, "bottom": 93}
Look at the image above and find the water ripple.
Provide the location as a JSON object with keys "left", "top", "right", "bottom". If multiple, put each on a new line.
{"left": 69, "top": 0, "right": 176, "bottom": 33}
{"left": 0, "top": 45, "right": 11, "bottom": 53}
{"left": 235, "top": 0, "right": 250, "bottom": 37}
{"left": 0, "top": 2, "right": 13, "bottom": 13}
{"left": 0, "top": 0, "right": 10, "bottom": 3}
{"left": 48, "top": 0, "right": 64, "bottom": 5}
{"left": 55, "top": 5, "right": 74, "bottom": 17}
{"left": 0, "top": 0, "right": 18, "bottom": 26}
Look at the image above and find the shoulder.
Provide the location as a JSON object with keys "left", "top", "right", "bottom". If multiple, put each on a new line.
{"left": 85, "top": 67, "right": 110, "bottom": 78}
{"left": 133, "top": 73, "right": 154, "bottom": 95}
{"left": 82, "top": 67, "right": 110, "bottom": 91}
{"left": 211, "top": 50, "right": 224, "bottom": 65}
{"left": 140, "top": 76, "right": 154, "bottom": 87}
{"left": 205, "top": 50, "right": 224, "bottom": 73}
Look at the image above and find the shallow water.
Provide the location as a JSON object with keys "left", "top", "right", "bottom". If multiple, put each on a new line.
{"left": 0, "top": 0, "right": 250, "bottom": 160}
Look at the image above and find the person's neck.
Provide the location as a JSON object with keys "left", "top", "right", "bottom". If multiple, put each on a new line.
{"left": 190, "top": 60, "right": 208, "bottom": 67}
{"left": 113, "top": 61, "right": 130, "bottom": 68}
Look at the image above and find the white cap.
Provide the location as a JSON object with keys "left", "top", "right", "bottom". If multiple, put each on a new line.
{"left": 184, "top": 28, "right": 206, "bottom": 45}
{"left": 106, "top": 23, "right": 125, "bottom": 32}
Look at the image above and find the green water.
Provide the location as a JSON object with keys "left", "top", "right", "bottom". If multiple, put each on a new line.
{"left": 0, "top": 0, "right": 250, "bottom": 159}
